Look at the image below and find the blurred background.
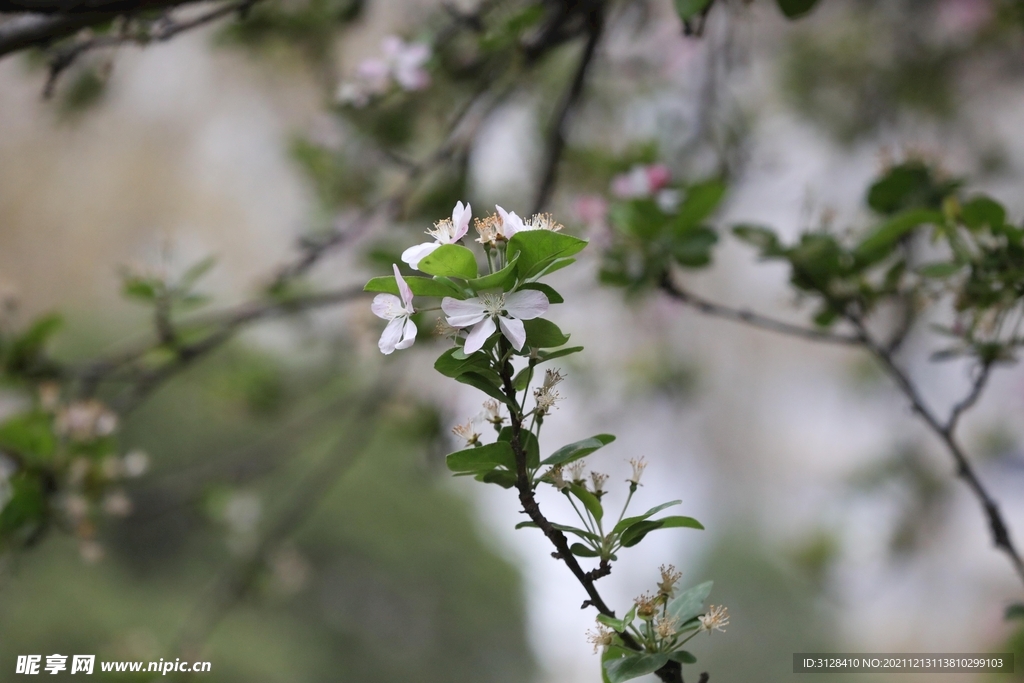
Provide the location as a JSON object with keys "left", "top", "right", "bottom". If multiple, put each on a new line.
{"left": 1, "top": 0, "right": 1024, "bottom": 681}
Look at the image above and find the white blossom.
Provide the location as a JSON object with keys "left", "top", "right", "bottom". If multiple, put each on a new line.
{"left": 402, "top": 201, "right": 471, "bottom": 269}
{"left": 442, "top": 289, "right": 549, "bottom": 354}
{"left": 370, "top": 264, "right": 417, "bottom": 354}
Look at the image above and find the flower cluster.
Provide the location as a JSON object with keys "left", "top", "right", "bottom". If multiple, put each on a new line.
{"left": 368, "top": 201, "right": 567, "bottom": 356}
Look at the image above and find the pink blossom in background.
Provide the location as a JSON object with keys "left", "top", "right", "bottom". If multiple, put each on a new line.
{"left": 936, "top": 0, "right": 993, "bottom": 38}
{"left": 336, "top": 35, "right": 432, "bottom": 106}
{"left": 610, "top": 164, "right": 671, "bottom": 199}
{"left": 572, "top": 194, "right": 608, "bottom": 228}
{"left": 383, "top": 36, "right": 432, "bottom": 91}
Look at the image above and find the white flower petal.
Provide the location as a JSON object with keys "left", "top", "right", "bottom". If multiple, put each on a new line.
{"left": 464, "top": 317, "right": 496, "bottom": 354}
{"left": 378, "top": 316, "right": 406, "bottom": 354}
{"left": 503, "top": 290, "right": 549, "bottom": 320}
{"left": 401, "top": 242, "right": 440, "bottom": 270}
{"left": 496, "top": 205, "right": 524, "bottom": 237}
{"left": 442, "top": 297, "right": 488, "bottom": 328}
{"left": 498, "top": 315, "right": 526, "bottom": 351}
{"left": 452, "top": 201, "right": 471, "bottom": 241}
{"left": 371, "top": 293, "right": 402, "bottom": 320}
{"left": 396, "top": 317, "right": 417, "bottom": 350}
{"left": 392, "top": 263, "right": 414, "bottom": 309}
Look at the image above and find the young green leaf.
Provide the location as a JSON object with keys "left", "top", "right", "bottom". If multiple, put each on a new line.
{"left": 854, "top": 209, "right": 942, "bottom": 264}
{"left": 675, "top": 180, "right": 726, "bottom": 229}
{"left": 365, "top": 275, "right": 463, "bottom": 298}
{"left": 619, "top": 516, "right": 703, "bottom": 547}
{"left": 568, "top": 483, "right": 604, "bottom": 522}
{"left": 541, "top": 434, "right": 616, "bottom": 466}
{"left": 446, "top": 441, "right": 515, "bottom": 473}
{"left": 417, "top": 244, "right": 479, "bottom": 279}
{"left": 667, "top": 580, "right": 713, "bottom": 624}
{"left": 536, "top": 346, "right": 584, "bottom": 363}
{"left": 604, "top": 654, "right": 669, "bottom": 683}
{"left": 456, "top": 372, "right": 517, "bottom": 410}
{"left": 508, "top": 230, "right": 588, "bottom": 279}
{"left": 468, "top": 254, "right": 520, "bottom": 291}
{"left": 674, "top": 0, "right": 712, "bottom": 20}
{"left": 570, "top": 542, "right": 601, "bottom": 557}
{"left": 776, "top": 0, "right": 819, "bottom": 18}
{"left": 498, "top": 426, "right": 540, "bottom": 469}
{"left": 523, "top": 318, "right": 570, "bottom": 349}
{"left": 611, "top": 500, "right": 682, "bottom": 535}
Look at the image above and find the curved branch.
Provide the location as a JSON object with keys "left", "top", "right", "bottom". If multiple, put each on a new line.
{"left": 848, "top": 317, "right": 1024, "bottom": 587}
{"left": 659, "top": 272, "right": 862, "bottom": 346}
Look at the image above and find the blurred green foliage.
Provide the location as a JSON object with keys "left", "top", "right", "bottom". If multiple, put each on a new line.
{"left": 0, "top": 338, "right": 535, "bottom": 682}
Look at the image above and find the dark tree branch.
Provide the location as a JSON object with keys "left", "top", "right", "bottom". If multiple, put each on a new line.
{"left": 847, "top": 317, "right": 1024, "bottom": 587}
{"left": 497, "top": 347, "right": 690, "bottom": 683}
{"left": 530, "top": 0, "right": 602, "bottom": 215}
{"left": 659, "top": 272, "right": 861, "bottom": 346}
{"left": 77, "top": 286, "right": 364, "bottom": 411}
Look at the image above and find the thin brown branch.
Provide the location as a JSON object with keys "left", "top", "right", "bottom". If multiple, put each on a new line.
{"left": 40, "top": 0, "right": 256, "bottom": 96}
{"left": 849, "top": 317, "right": 1024, "bottom": 587}
{"left": 76, "top": 286, "right": 364, "bottom": 409}
{"left": 659, "top": 272, "right": 862, "bottom": 346}
{"left": 946, "top": 360, "right": 993, "bottom": 434}
{"left": 530, "top": 0, "right": 602, "bottom": 215}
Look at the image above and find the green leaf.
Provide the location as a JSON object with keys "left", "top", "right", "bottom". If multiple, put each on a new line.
{"left": 417, "top": 244, "right": 479, "bottom": 279}
{"left": 0, "top": 472, "right": 46, "bottom": 537}
{"left": 498, "top": 426, "right": 540, "bottom": 469}
{"left": 612, "top": 500, "right": 682, "bottom": 535}
{"left": 179, "top": 255, "right": 217, "bottom": 289}
{"left": 544, "top": 436, "right": 614, "bottom": 466}
{"left": 667, "top": 651, "right": 696, "bottom": 664}
{"left": 0, "top": 413, "right": 56, "bottom": 464}
{"left": 456, "top": 372, "right": 517, "bottom": 410}
{"left": 1005, "top": 604, "right": 1024, "bottom": 621}
{"left": 604, "top": 654, "right": 669, "bottom": 683}
{"left": 542, "top": 434, "right": 616, "bottom": 466}
{"left": 670, "top": 227, "right": 718, "bottom": 267}
{"left": 609, "top": 199, "right": 665, "bottom": 240}
{"left": 667, "top": 580, "right": 713, "bottom": 624}
{"left": 477, "top": 469, "right": 517, "bottom": 488}
{"left": 122, "top": 278, "right": 160, "bottom": 302}
{"left": 530, "top": 257, "right": 576, "bottom": 280}
{"left": 519, "top": 282, "right": 564, "bottom": 304}
{"left": 523, "top": 318, "right": 570, "bottom": 349}
{"left": 961, "top": 196, "right": 1006, "bottom": 231}
{"left": 468, "top": 254, "right": 520, "bottom": 291}
{"left": 570, "top": 542, "right": 601, "bottom": 557}
{"left": 537, "top": 346, "right": 584, "bottom": 362}
{"left": 854, "top": 209, "right": 942, "bottom": 264}
{"left": 676, "top": 180, "right": 726, "bottom": 228}
{"left": 596, "top": 613, "right": 626, "bottom": 631}
{"left": 7, "top": 314, "right": 62, "bottom": 375}
{"left": 446, "top": 441, "right": 515, "bottom": 473}
{"left": 917, "top": 262, "right": 962, "bottom": 278}
{"left": 732, "top": 224, "right": 783, "bottom": 256}
{"left": 568, "top": 483, "right": 603, "bottom": 522}
{"left": 674, "top": 0, "right": 713, "bottom": 20}
{"left": 508, "top": 230, "right": 587, "bottom": 279}
{"left": 776, "top": 0, "right": 819, "bottom": 18}
{"left": 512, "top": 520, "right": 598, "bottom": 540}
{"left": 619, "top": 516, "right": 704, "bottom": 547}
{"left": 365, "top": 275, "right": 463, "bottom": 298}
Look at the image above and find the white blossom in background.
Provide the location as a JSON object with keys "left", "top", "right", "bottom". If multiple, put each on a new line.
{"left": 336, "top": 35, "right": 432, "bottom": 107}
{"left": 122, "top": 450, "right": 149, "bottom": 478}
